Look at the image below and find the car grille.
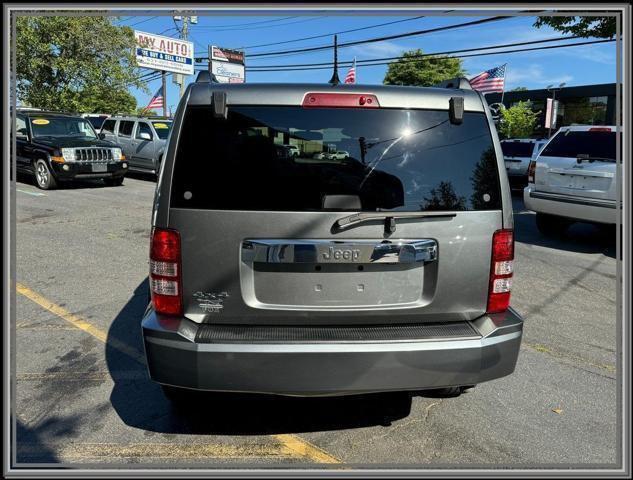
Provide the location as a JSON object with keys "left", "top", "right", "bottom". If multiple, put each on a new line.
{"left": 74, "top": 148, "right": 113, "bottom": 163}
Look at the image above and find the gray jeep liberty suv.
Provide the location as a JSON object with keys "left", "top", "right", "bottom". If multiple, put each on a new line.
{"left": 141, "top": 75, "right": 523, "bottom": 399}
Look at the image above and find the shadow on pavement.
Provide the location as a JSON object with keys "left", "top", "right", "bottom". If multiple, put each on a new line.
{"left": 512, "top": 195, "right": 616, "bottom": 259}
{"left": 16, "top": 171, "right": 113, "bottom": 190}
{"left": 107, "top": 279, "right": 418, "bottom": 435}
{"left": 15, "top": 419, "right": 60, "bottom": 464}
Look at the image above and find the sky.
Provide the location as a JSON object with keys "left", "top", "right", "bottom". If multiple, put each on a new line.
{"left": 115, "top": 12, "right": 617, "bottom": 113}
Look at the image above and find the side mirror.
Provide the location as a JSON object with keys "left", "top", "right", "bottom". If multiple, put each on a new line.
{"left": 98, "top": 132, "right": 106, "bottom": 140}
{"left": 139, "top": 132, "right": 152, "bottom": 141}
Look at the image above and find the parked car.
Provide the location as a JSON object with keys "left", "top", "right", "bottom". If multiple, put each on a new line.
{"left": 329, "top": 150, "right": 350, "bottom": 160}
{"left": 81, "top": 113, "right": 111, "bottom": 131}
{"left": 99, "top": 116, "right": 172, "bottom": 178}
{"left": 14, "top": 110, "right": 128, "bottom": 189}
{"left": 524, "top": 125, "right": 618, "bottom": 235}
{"left": 142, "top": 78, "right": 522, "bottom": 400}
{"left": 286, "top": 145, "right": 300, "bottom": 157}
{"left": 500, "top": 138, "right": 548, "bottom": 189}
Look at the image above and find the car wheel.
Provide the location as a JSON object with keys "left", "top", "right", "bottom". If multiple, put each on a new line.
{"left": 34, "top": 159, "right": 57, "bottom": 190}
{"left": 535, "top": 213, "right": 572, "bottom": 237}
{"left": 104, "top": 177, "right": 124, "bottom": 187}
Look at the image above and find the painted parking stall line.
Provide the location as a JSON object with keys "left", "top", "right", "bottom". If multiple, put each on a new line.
{"left": 17, "top": 189, "right": 47, "bottom": 197}
{"left": 15, "top": 282, "right": 343, "bottom": 465}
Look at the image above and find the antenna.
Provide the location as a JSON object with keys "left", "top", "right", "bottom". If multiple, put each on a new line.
{"left": 328, "top": 35, "right": 341, "bottom": 86}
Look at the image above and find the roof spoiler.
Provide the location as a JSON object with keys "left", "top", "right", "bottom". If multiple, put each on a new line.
{"left": 195, "top": 70, "right": 220, "bottom": 83}
{"left": 434, "top": 77, "right": 472, "bottom": 90}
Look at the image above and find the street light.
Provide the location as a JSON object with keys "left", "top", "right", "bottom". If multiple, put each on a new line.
{"left": 546, "top": 82, "right": 566, "bottom": 138}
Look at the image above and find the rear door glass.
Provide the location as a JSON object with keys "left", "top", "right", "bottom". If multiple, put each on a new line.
{"left": 171, "top": 106, "right": 501, "bottom": 212}
{"left": 540, "top": 130, "right": 616, "bottom": 160}
{"left": 118, "top": 120, "right": 134, "bottom": 137}
{"left": 501, "top": 141, "right": 534, "bottom": 158}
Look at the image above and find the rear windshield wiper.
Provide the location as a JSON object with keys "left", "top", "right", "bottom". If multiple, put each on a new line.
{"left": 333, "top": 211, "right": 457, "bottom": 234}
{"left": 577, "top": 155, "right": 615, "bottom": 163}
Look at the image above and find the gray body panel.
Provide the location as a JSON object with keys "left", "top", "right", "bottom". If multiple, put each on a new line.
{"left": 142, "top": 308, "right": 523, "bottom": 396}
{"left": 144, "top": 82, "right": 521, "bottom": 395}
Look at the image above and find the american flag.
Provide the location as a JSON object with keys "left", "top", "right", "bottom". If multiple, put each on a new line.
{"left": 146, "top": 86, "right": 164, "bottom": 109}
{"left": 344, "top": 58, "right": 356, "bottom": 84}
{"left": 469, "top": 64, "right": 506, "bottom": 94}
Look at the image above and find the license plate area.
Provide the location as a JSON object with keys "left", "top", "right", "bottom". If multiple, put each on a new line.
{"left": 91, "top": 163, "right": 108, "bottom": 173}
{"left": 240, "top": 239, "right": 439, "bottom": 310}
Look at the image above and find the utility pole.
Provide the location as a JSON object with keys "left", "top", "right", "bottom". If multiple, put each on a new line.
{"left": 161, "top": 71, "right": 167, "bottom": 118}
{"left": 179, "top": 16, "right": 189, "bottom": 100}
{"left": 174, "top": 15, "right": 197, "bottom": 99}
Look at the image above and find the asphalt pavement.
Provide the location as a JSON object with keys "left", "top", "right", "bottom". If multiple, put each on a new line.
{"left": 13, "top": 174, "right": 619, "bottom": 468}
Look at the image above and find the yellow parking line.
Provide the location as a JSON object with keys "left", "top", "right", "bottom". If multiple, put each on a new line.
{"left": 15, "top": 282, "right": 343, "bottom": 464}
{"left": 16, "top": 282, "right": 146, "bottom": 365}
{"left": 273, "top": 434, "right": 341, "bottom": 464}
{"left": 17, "top": 442, "right": 294, "bottom": 460}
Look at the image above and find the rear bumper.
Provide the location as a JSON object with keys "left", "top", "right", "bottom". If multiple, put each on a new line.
{"left": 141, "top": 309, "right": 523, "bottom": 396}
{"left": 523, "top": 185, "right": 618, "bottom": 224}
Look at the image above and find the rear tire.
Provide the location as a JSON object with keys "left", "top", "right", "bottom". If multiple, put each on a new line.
{"left": 34, "top": 159, "right": 57, "bottom": 190}
{"left": 535, "top": 213, "right": 571, "bottom": 237}
{"left": 104, "top": 176, "right": 124, "bottom": 187}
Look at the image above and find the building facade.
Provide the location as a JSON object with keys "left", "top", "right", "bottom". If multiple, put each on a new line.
{"left": 486, "top": 83, "right": 616, "bottom": 138}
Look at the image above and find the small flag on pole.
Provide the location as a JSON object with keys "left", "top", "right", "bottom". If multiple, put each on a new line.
{"left": 344, "top": 58, "right": 356, "bottom": 84}
{"left": 469, "top": 64, "right": 506, "bottom": 94}
{"left": 146, "top": 86, "right": 164, "bottom": 110}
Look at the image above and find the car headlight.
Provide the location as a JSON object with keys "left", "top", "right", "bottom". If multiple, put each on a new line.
{"left": 111, "top": 148, "right": 123, "bottom": 161}
{"left": 61, "top": 148, "right": 76, "bottom": 162}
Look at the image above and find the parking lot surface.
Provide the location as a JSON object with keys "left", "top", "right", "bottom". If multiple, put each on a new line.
{"left": 14, "top": 175, "right": 619, "bottom": 468}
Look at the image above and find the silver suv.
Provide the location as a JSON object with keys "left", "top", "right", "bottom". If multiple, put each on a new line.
{"left": 99, "top": 116, "right": 172, "bottom": 178}
{"left": 142, "top": 78, "right": 523, "bottom": 399}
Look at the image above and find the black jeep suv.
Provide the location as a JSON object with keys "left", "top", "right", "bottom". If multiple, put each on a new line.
{"left": 15, "top": 110, "right": 129, "bottom": 189}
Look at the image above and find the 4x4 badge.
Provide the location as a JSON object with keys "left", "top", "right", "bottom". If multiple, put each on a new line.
{"left": 193, "top": 291, "right": 229, "bottom": 313}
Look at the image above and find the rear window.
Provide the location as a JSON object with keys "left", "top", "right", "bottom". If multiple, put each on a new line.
{"left": 501, "top": 141, "right": 534, "bottom": 158}
{"left": 540, "top": 130, "right": 616, "bottom": 161}
{"left": 171, "top": 106, "right": 501, "bottom": 212}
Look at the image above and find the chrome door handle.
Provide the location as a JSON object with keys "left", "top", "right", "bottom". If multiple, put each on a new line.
{"left": 241, "top": 239, "right": 437, "bottom": 265}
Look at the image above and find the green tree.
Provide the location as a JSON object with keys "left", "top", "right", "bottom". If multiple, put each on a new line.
{"left": 16, "top": 16, "right": 146, "bottom": 114}
{"left": 136, "top": 107, "right": 158, "bottom": 116}
{"left": 421, "top": 181, "right": 466, "bottom": 211}
{"left": 534, "top": 16, "right": 616, "bottom": 39}
{"left": 498, "top": 101, "right": 539, "bottom": 139}
{"left": 383, "top": 49, "right": 465, "bottom": 87}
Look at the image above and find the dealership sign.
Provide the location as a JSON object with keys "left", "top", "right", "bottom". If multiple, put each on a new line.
{"left": 135, "top": 31, "right": 194, "bottom": 75}
{"left": 210, "top": 46, "right": 245, "bottom": 83}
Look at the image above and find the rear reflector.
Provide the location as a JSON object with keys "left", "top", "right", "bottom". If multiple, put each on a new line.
{"left": 150, "top": 228, "right": 182, "bottom": 316}
{"left": 589, "top": 127, "right": 612, "bottom": 132}
{"left": 302, "top": 92, "right": 380, "bottom": 108}
{"left": 487, "top": 229, "right": 514, "bottom": 314}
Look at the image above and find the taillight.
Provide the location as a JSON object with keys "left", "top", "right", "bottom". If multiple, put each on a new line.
{"left": 527, "top": 160, "right": 536, "bottom": 184}
{"left": 150, "top": 228, "right": 182, "bottom": 316}
{"left": 302, "top": 92, "right": 380, "bottom": 108}
{"left": 588, "top": 127, "right": 612, "bottom": 132}
{"left": 487, "top": 229, "right": 514, "bottom": 314}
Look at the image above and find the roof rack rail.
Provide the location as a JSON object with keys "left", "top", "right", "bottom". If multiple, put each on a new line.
{"left": 434, "top": 77, "right": 473, "bottom": 90}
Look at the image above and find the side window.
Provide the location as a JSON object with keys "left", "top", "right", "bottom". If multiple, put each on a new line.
{"left": 136, "top": 122, "right": 153, "bottom": 140}
{"left": 16, "top": 115, "right": 28, "bottom": 139}
{"left": 101, "top": 119, "right": 116, "bottom": 134}
{"left": 118, "top": 121, "right": 134, "bottom": 137}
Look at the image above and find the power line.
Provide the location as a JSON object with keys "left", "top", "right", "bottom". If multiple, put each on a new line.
{"left": 245, "top": 15, "right": 511, "bottom": 58}
{"left": 239, "top": 15, "right": 429, "bottom": 50}
{"left": 191, "top": 16, "right": 325, "bottom": 35}
{"left": 236, "top": 38, "right": 615, "bottom": 72}
{"left": 189, "top": 16, "right": 301, "bottom": 29}
{"left": 245, "top": 35, "right": 584, "bottom": 70}
{"left": 125, "top": 16, "right": 160, "bottom": 28}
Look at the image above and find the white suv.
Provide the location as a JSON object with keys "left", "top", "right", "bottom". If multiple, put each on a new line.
{"left": 523, "top": 125, "right": 618, "bottom": 235}
{"left": 501, "top": 138, "right": 547, "bottom": 189}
